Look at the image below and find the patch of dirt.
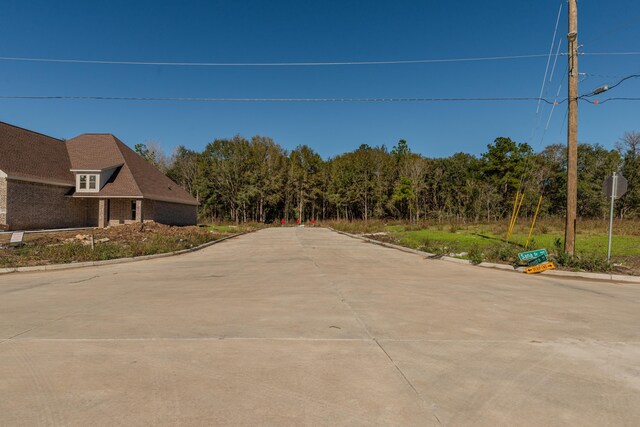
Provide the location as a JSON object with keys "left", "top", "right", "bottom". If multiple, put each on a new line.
{"left": 23, "top": 222, "right": 222, "bottom": 246}
{"left": 611, "top": 256, "right": 640, "bottom": 276}
{"left": 362, "top": 233, "right": 399, "bottom": 245}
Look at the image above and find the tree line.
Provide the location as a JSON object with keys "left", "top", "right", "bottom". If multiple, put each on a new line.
{"left": 135, "top": 131, "right": 640, "bottom": 223}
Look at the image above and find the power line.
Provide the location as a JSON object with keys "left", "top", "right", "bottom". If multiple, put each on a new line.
{"left": 599, "top": 74, "right": 640, "bottom": 92}
{"left": 582, "top": 72, "right": 631, "bottom": 79}
{"left": 580, "top": 74, "right": 640, "bottom": 98}
{"left": 582, "top": 51, "right": 640, "bottom": 57}
{"left": 0, "top": 52, "right": 635, "bottom": 68}
{"left": 536, "top": 2, "right": 563, "bottom": 114}
{"left": 583, "top": 97, "right": 640, "bottom": 104}
{"left": 539, "top": 62, "right": 569, "bottom": 147}
{"left": 0, "top": 95, "right": 564, "bottom": 103}
{"left": 548, "top": 39, "right": 563, "bottom": 83}
{"left": 529, "top": 1, "right": 564, "bottom": 152}
{"left": 0, "top": 54, "right": 557, "bottom": 67}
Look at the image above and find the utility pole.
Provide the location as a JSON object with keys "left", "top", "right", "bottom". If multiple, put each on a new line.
{"left": 565, "top": 0, "right": 579, "bottom": 256}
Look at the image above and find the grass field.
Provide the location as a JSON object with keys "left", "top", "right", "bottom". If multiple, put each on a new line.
{"left": 328, "top": 218, "right": 640, "bottom": 275}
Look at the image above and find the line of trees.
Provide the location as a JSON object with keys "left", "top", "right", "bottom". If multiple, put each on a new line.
{"left": 136, "top": 131, "right": 640, "bottom": 223}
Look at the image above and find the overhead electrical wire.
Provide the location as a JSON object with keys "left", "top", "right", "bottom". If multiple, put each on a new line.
{"left": 0, "top": 69, "right": 636, "bottom": 105}
{"left": 0, "top": 95, "right": 635, "bottom": 104}
{"left": 0, "top": 95, "right": 640, "bottom": 106}
{"left": 521, "top": 1, "right": 564, "bottom": 201}
{"left": 0, "top": 51, "right": 637, "bottom": 68}
{"left": 536, "top": 2, "right": 563, "bottom": 114}
{"left": 538, "top": 61, "right": 569, "bottom": 147}
{"left": 0, "top": 54, "right": 556, "bottom": 67}
{"left": 0, "top": 95, "right": 566, "bottom": 103}
{"left": 584, "top": 51, "right": 640, "bottom": 56}
{"left": 583, "top": 97, "right": 640, "bottom": 104}
{"left": 580, "top": 74, "right": 640, "bottom": 98}
{"left": 1, "top": 72, "right": 637, "bottom": 104}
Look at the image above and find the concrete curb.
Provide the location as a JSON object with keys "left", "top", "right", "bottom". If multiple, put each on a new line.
{"left": 0, "top": 232, "right": 247, "bottom": 276}
{"left": 329, "top": 228, "right": 640, "bottom": 284}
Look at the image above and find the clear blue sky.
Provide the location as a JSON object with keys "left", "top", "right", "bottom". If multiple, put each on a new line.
{"left": 1, "top": 0, "right": 639, "bottom": 159}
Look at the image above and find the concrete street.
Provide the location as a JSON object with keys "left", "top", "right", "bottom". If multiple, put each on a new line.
{"left": 1, "top": 227, "right": 639, "bottom": 426}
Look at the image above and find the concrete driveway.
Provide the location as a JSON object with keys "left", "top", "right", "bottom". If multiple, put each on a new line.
{"left": 1, "top": 227, "right": 639, "bottom": 426}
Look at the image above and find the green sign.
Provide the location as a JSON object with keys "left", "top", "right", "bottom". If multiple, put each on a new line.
{"left": 526, "top": 254, "right": 548, "bottom": 266}
{"left": 518, "top": 249, "right": 548, "bottom": 262}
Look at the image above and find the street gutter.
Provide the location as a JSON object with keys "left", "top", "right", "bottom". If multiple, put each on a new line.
{"left": 329, "top": 228, "right": 640, "bottom": 284}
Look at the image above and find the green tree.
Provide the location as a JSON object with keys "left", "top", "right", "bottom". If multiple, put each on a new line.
{"left": 617, "top": 131, "right": 640, "bottom": 218}
{"left": 134, "top": 142, "right": 169, "bottom": 172}
{"left": 481, "top": 137, "right": 533, "bottom": 217}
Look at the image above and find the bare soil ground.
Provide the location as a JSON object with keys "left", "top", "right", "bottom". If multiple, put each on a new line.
{"left": 0, "top": 222, "right": 240, "bottom": 268}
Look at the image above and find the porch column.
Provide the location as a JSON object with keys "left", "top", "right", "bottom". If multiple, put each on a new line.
{"left": 135, "top": 199, "right": 143, "bottom": 222}
{"left": 98, "top": 199, "right": 108, "bottom": 228}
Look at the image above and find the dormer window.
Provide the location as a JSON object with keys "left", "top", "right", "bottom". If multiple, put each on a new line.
{"left": 71, "top": 164, "right": 121, "bottom": 194}
{"left": 76, "top": 173, "right": 100, "bottom": 192}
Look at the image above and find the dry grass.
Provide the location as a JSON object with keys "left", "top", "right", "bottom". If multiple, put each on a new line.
{"left": 0, "top": 222, "right": 234, "bottom": 268}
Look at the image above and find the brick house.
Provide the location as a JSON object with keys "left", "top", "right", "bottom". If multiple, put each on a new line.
{"left": 0, "top": 122, "right": 198, "bottom": 230}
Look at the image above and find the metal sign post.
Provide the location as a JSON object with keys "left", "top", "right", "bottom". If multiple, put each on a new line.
{"left": 603, "top": 172, "right": 628, "bottom": 263}
{"left": 607, "top": 173, "right": 617, "bottom": 262}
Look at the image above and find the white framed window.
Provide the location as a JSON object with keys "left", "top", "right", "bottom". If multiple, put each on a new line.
{"left": 76, "top": 173, "right": 99, "bottom": 192}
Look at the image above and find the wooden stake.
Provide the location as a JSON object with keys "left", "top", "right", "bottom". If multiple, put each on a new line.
{"left": 526, "top": 195, "right": 543, "bottom": 248}
{"left": 507, "top": 191, "right": 520, "bottom": 241}
{"left": 508, "top": 192, "right": 525, "bottom": 241}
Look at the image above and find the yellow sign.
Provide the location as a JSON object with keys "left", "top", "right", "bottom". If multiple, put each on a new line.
{"left": 525, "top": 262, "right": 556, "bottom": 274}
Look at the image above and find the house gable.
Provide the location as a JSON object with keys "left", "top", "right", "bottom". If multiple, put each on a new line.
{"left": 71, "top": 165, "right": 122, "bottom": 193}
{"left": 66, "top": 134, "right": 197, "bottom": 206}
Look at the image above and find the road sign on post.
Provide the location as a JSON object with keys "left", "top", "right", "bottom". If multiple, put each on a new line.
{"left": 603, "top": 172, "right": 628, "bottom": 262}
{"left": 603, "top": 173, "right": 628, "bottom": 199}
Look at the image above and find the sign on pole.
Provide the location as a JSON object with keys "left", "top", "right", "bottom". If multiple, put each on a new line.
{"left": 603, "top": 172, "right": 627, "bottom": 262}
{"left": 602, "top": 173, "right": 628, "bottom": 199}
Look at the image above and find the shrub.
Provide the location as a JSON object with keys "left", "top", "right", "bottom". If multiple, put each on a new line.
{"left": 484, "top": 243, "right": 519, "bottom": 263}
{"left": 468, "top": 244, "right": 483, "bottom": 264}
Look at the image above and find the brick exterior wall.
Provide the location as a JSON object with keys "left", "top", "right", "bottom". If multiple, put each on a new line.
{"left": 143, "top": 199, "right": 154, "bottom": 221}
{"left": 104, "top": 198, "right": 195, "bottom": 226}
{"left": 1, "top": 179, "right": 196, "bottom": 230}
{"left": 106, "top": 199, "right": 139, "bottom": 226}
{"left": 147, "top": 200, "right": 197, "bottom": 226}
{"left": 0, "top": 177, "right": 7, "bottom": 228}
{"left": 5, "top": 179, "right": 98, "bottom": 230}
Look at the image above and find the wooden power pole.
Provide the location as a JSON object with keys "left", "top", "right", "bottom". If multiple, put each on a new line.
{"left": 565, "top": 0, "right": 579, "bottom": 256}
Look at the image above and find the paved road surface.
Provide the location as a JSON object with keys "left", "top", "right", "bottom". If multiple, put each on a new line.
{"left": 1, "top": 227, "right": 639, "bottom": 426}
